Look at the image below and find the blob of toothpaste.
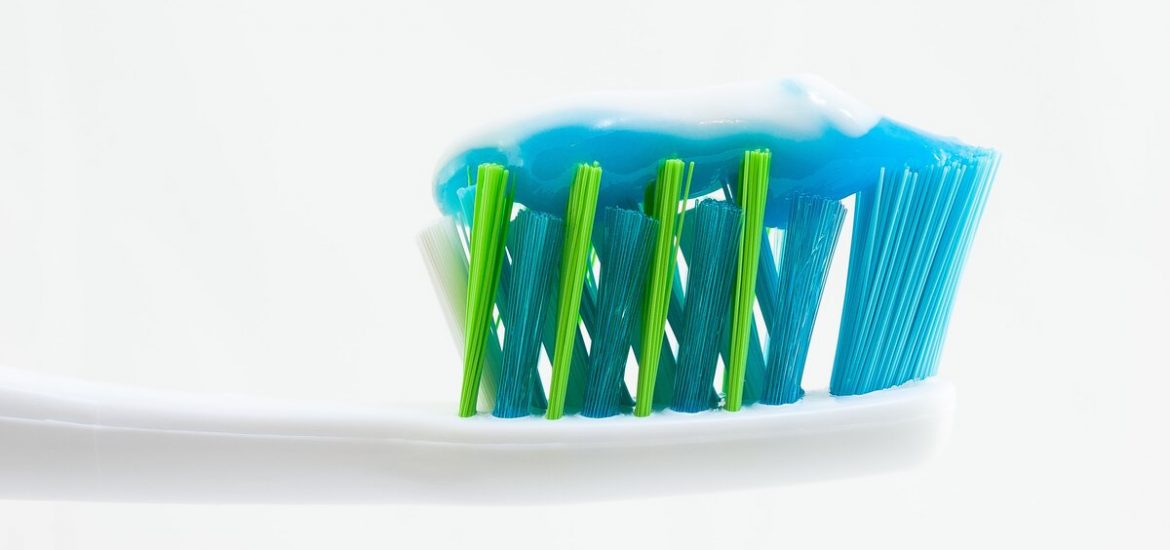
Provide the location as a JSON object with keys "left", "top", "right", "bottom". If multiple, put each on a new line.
{"left": 432, "top": 76, "right": 992, "bottom": 228}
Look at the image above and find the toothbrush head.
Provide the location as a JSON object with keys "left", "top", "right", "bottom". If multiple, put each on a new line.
{"left": 423, "top": 77, "right": 997, "bottom": 417}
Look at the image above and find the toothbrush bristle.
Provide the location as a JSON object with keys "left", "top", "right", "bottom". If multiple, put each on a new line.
{"left": 546, "top": 163, "right": 603, "bottom": 420}
{"left": 832, "top": 156, "right": 998, "bottom": 395}
{"left": 634, "top": 159, "right": 693, "bottom": 417}
{"left": 761, "top": 196, "right": 847, "bottom": 405}
{"left": 671, "top": 200, "right": 742, "bottom": 413}
{"left": 495, "top": 211, "right": 563, "bottom": 418}
{"left": 581, "top": 208, "right": 658, "bottom": 418}
{"left": 714, "top": 184, "right": 769, "bottom": 407}
{"left": 725, "top": 149, "right": 771, "bottom": 411}
{"left": 457, "top": 164, "right": 513, "bottom": 417}
{"left": 435, "top": 146, "right": 997, "bottom": 419}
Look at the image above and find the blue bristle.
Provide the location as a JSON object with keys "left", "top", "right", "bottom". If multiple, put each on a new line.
{"left": 671, "top": 219, "right": 719, "bottom": 408}
{"left": 756, "top": 232, "right": 781, "bottom": 325}
{"left": 760, "top": 196, "right": 846, "bottom": 405}
{"left": 578, "top": 276, "right": 637, "bottom": 408}
{"left": 503, "top": 254, "right": 554, "bottom": 412}
{"left": 672, "top": 200, "right": 742, "bottom": 413}
{"left": 494, "top": 210, "right": 563, "bottom": 418}
{"left": 581, "top": 208, "right": 657, "bottom": 418}
{"left": 645, "top": 223, "right": 707, "bottom": 410}
{"left": 831, "top": 156, "right": 999, "bottom": 395}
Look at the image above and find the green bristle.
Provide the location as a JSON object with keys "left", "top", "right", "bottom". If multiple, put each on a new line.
{"left": 635, "top": 159, "right": 693, "bottom": 417}
{"left": 540, "top": 267, "right": 593, "bottom": 416}
{"left": 459, "top": 164, "right": 514, "bottom": 417}
{"left": 655, "top": 269, "right": 689, "bottom": 408}
{"left": 456, "top": 188, "right": 548, "bottom": 412}
{"left": 628, "top": 283, "right": 680, "bottom": 411}
{"left": 566, "top": 252, "right": 599, "bottom": 411}
{"left": 719, "top": 310, "right": 767, "bottom": 405}
{"left": 761, "top": 196, "right": 846, "bottom": 405}
{"left": 624, "top": 202, "right": 687, "bottom": 413}
{"left": 495, "top": 210, "right": 563, "bottom": 418}
{"left": 547, "top": 163, "right": 603, "bottom": 420}
{"left": 636, "top": 203, "right": 724, "bottom": 412}
{"left": 721, "top": 183, "right": 770, "bottom": 406}
{"left": 672, "top": 201, "right": 742, "bottom": 413}
{"left": 725, "top": 149, "right": 770, "bottom": 412}
{"left": 746, "top": 231, "right": 779, "bottom": 405}
{"left": 530, "top": 246, "right": 596, "bottom": 416}
{"left": 581, "top": 208, "right": 657, "bottom": 417}
{"left": 644, "top": 178, "right": 692, "bottom": 410}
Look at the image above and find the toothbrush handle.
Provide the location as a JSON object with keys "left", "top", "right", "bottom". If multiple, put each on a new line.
{"left": 0, "top": 366, "right": 955, "bottom": 503}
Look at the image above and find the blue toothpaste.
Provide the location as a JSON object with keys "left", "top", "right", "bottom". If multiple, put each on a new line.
{"left": 433, "top": 75, "right": 993, "bottom": 227}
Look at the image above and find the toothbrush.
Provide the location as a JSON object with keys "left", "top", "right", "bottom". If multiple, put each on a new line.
{"left": 0, "top": 76, "right": 996, "bottom": 503}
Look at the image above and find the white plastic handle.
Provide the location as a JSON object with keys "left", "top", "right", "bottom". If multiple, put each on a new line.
{"left": 0, "top": 366, "right": 953, "bottom": 503}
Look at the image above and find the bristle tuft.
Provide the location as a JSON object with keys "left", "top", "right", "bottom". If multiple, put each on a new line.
{"left": 760, "top": 196, "right": 846, "bottom": 405}
{"left": 495, "top": 211, "right": 563, "bottom": 418}
{"left": 831, "top": 156, "right": 998, "bottom": 396}
{"left": 635, "top": 159, "right": 693, "bottom": 417}
{"left": 582, "top": 208, "right": 657, "bottom": 418}
{"left": 672, "top": 201, "right": 742, "bottom": 413}
{"left": 725, "top": 149, "right": 770, "bottom": 411}
{"left": 459, "top": 164, "right": 514, "bottom": 417}
{"left": 547, "top": 163, "right": 603, "bottom": 420}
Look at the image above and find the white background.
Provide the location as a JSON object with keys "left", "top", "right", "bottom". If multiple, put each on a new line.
{"left": 1, "top": 0, "right": 1168, "bottom": 548}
